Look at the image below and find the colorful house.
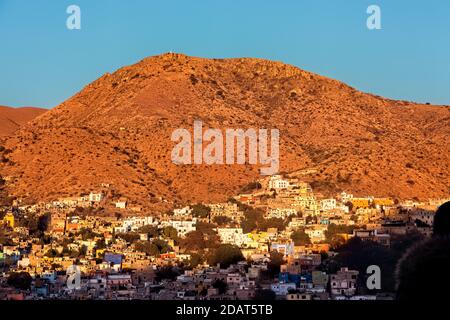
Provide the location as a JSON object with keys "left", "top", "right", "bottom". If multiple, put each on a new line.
{"left": 3, "top": 212, "right": 14, "bottom": 228}
{"left": 373, "top": 198, "right": 394, "bottom": 207}
{"left": 350, "top": 198, "right": 370, "bottom": 208}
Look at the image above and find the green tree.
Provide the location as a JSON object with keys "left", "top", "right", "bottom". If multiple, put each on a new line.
{"left": 61, "top": 245, "right": 71, "bottom": 256}
{"left": 95, "top": 239, "right": 107, "bottom": 250}
{"left": 162, "top": 226, "right": 179, "bottom": 240}
{"left": 116, "top": 232, "right": 140, "bottom": 244}
{"left": 182, "top": 228, "right": 219, "bottom": 250}
{"left": 240, "top": 208, "right": 264, "bottom": 233}
{"left": 324, "top": 224, "right": 355, "bottom": 248}
{"left": 137, "top": 225, "right": 159, "bottom": 238}
{"left": 241, "top": 182, "right": 262, "bottom": 193}
{"left": 0, "top": 227, "right": 14, "bottom": 246}
{"left": 44, "top": 248, "right": 59, "bottom": 258}
{"left": 7, "top": 272, "right": 32, "bottom": 290}
{"left": 153, "top": 239, "right": 172, "bottom": 254}
{"left": 433, "top": 201, "right": 450, "bottom": 236}
{"left": 196, "top": 221, "right": 217, "bottom": 236}
{"left": 345, "top": 201, "right": 354, "bottom": 212}
{"left": 213, "top": 216, "right": 232, "bottom": 225}
{"left": 19, "top": 215, "right": 39, "bottom": 235}
{"left": 156, "top": 266, "right": 180, "bottom": 281}
{"left": 396, "top": 203, "right": 450, "bottom": 300}
{"left": 188, "top": 252, "right": 204, "bottom": 269}
{"left": 191, "top": 204, "right": 211, "bottom": 219}
{"left": 69, "top": 249, "right": 80, "bottom": 259}
{"left": 212, "top": 279, "right": 228, "bottom": 294}
{"left": 181, "top": 230, "right": 206, "bottom": 251}
{"left": 291, "top": 228, "right": 311, "bottom": 245}
{"left": 259, "top": 218, "right": 287, "bottom": 231}
{"left": 266, "top": 251, "right": 284, "bottom": 278}
{"left": 79, "top": 245, "right": 88, "bottom": 256}
{"left": 79, "top": 228, "right": 102, "bottom": 241}
{"left": 37, "top": 213, "right": 51, "bottom": 232}
{"left": 134, "top": 241, "right": 160, "bottom": 256}
{"left": 208, "top": 244, "right": 244, "bottom": 269}
{"left": 333, "top": 237, "right": 397, "bottom": 292}
{"left": 305, "top": 215, "right": 317, "bottom": 224}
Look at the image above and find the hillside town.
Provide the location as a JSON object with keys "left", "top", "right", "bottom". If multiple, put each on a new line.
{"left": 0, "top": 174, "right": 448, "bottom": 300}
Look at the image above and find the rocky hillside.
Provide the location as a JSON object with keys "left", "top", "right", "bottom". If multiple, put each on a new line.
{"left": 0, "top": 53, "right": 448, "bottom": 210}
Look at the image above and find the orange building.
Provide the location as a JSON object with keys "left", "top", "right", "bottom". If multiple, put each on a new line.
{"left": 310, "top": 243, "right": 330, "bottom": 253}
{"left": 373, "top": 198, "right": 394, "bottom": 206}
{"left": 66, "top": 223, "right": 79, "bottom": 233}
{"left": 351, "top": 198, "right": 370, "bottom": 208}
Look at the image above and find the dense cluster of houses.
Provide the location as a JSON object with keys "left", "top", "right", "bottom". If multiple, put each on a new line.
{"left": 0, "top": 174, "right": 447, "bottom": 300}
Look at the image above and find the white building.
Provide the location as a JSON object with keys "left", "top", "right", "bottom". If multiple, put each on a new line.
{"left": 173, "top": 206, "right": 193, "bottom": 217}
{"left": 304, "top": 225, "right": 327, "bottom": 243}
{"left": 409, "top": 209, "right": 434, "bottom": 226}
{"left": 114, "top": 216, "right": 156, "bottom": 233}
{"left": 115, "top": 199, "right": 127, "bottom": 209}
{"left": 330, "top": 267, "right": 359, "bottom": 297}
{"left": 288, "top": 217, "right": 306, "bottom": 230}
{"left": 209, "top": 202, "right": 240, "bottom": 218}
{"left": 268, "top": 208, "right": 297, "bottom": 219}
{"left": 168, "top": 219, "right": 197, "bottom": 237}
{"left": 340, "top": 192, "right": 354, "bottom": 203}
{"left": 17, "top": 257, "right": 31, "bottom": 268}
{"left": 217, "top": 228, "right": 256, "bottom": 248}
{"left": 270, "top": 283, "right": 297, "bottom": 295}
{"left": 89, "top": 192, "right": 104, "bottom": 203}
{"left": 336, "top": 205, "right": 350, "bottom": 214}
{"left": 268, "top": 175, "right": 290, "bottom": 190}
{"left": 226, "top": 273, "right": 244, "bottom": 286}
{"left": 321, "top": 199, "right": 337, "bottom": 211}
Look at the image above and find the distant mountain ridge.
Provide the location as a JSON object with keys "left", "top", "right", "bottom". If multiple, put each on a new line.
{"left": 0, "top": 53, "right": 448, "bottom": 210}
{"left": 0, "top": 106, "right": 47, "bottom": 137}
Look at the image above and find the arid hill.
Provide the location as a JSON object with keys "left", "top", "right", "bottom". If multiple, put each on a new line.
{"left": 0, "top": 53, "right": 448, "bottom": 210}
{"left": 0, "top": 106, "right": 46, "bottom": 137}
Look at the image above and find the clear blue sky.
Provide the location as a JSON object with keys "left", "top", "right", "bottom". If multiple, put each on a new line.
{"left": 1, "top": 0, "right": 449, "bottom": 108}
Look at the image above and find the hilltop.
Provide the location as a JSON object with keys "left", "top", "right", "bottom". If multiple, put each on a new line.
{"left": 0, "top": 53, "right": 448, "bottom": 210}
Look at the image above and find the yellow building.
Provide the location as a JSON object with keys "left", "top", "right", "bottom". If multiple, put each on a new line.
{"left": 373, "top": 198, "right": 394, "bottom": 206}
{"left": 3, "top": 212, "right": 14, "bottom": 228}
{"left": 247, "top": 231, "right": 269, "bottom": 243}
{"left": 336, "top": 233, "right": 353, "bottom": 241}
{"left": 351, "top": 198, "right": 370, "bottom": 208}
{"left": 96, "top": 249, "right": 106, "bottom": 259}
